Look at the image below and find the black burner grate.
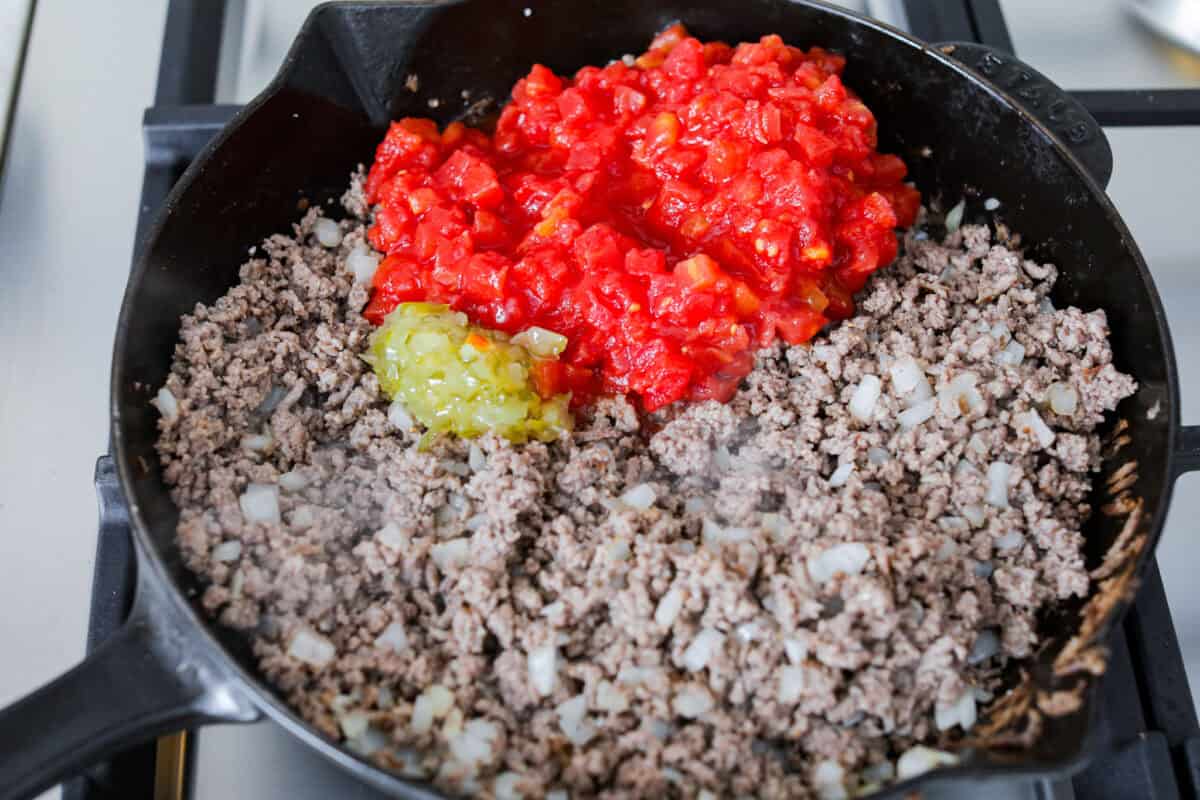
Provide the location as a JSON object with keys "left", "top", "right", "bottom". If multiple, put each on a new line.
{"left": 68, "top": 1, "right": 1200, "bottom": 797}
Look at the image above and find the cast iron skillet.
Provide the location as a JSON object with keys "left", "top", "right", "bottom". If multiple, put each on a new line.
{"left": 1, "top": 1, "right": 1196, "bottom": 798}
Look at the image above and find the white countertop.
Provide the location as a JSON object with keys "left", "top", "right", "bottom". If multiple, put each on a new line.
{"left": 0, "top": 2, "right": 1198, "bottom": 799}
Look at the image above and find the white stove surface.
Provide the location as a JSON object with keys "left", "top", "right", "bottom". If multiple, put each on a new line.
{"left": 0, "top": 1, "right": 1196, "bottom": 798}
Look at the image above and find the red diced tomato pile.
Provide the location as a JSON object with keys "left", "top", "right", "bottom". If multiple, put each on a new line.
{"left": 363, "top": 25, "right": 919, "bottom": 411}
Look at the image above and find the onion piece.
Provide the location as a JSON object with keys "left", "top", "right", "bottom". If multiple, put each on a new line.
{"left": 288, "top": 627, "right": 336, "bottom": 667}
{"left": 547, "top": 791, "right": 568, "bottom": 800}
{"left": 938, "top": 371, "right": 986, "bottom": 419}
{"left": 807, "top": 543, "right": 870, "bottom": 584}
{"left": 494, "top": 772, "right": 525, "bottom": 800}
{"left": 784, "top": 638, "right": 808, "bottom": 665}
{"left": 620, "top": 483, "right": 657, "bottom": 510}
{"left": 278, "top": 470, "right": 308, "bottom": 492}
{"left": 997, "top": 340, "right": 1025, "bottom": 366}
{"left": 468, "top": 444, "right": 486, "bottom": 471}
{"left": 388, "top": 400, "right": 415, "bottom": 431}
{"left": 995, "top": 531, "right": 1023, "bottom": 552}
{"left": 314, "top": 217, "right": 342, "bottom": 247}
{"left": 829, "top": 462, "right": 854, "bottom": 487}
{"left": 528, "top": 644, "right": 558, "bottom": 697}
{"left": 985, "top": 462, "right": 1011, "bottom": 508}
{"left": 681, "top": 628, "right": 725, "bottom": 672}
{"left": 1016, "top": 409, "right": 1056, "bottom": 448}
{"left": 968, "top": 629, "right": 1001, "bottom": 664}
{"left": 962, "top": 504, "right": 987, "bottom": 527}
{"left": 595, "top": 680, "right": 629, "bottom": 713}
{"left": 655, "top": 587, "right": 684, "bottom": 628}
{"left": 511, "top": 326, "right": 568, "bottom": 358}
{"left": 944, "top": 199, "right": 966, "bottom": 234}
{"left": 849, "top": 375, "right": 882, "bottom": 422}
{"left": 897, "top": 745, "right": 959, "bottom": 780}
{"left": 376, "top": 621, "right": 408, "bottom": 653}
{"left": 338, "top": 709, "right": 370, "bottom": 740}
{"left": 898, "top": 398, "right": 936, "bottom": 430}
{"left": 672, "top": 684, "right": 714, "bottom": 718}
{"left": 240, "top": 433, "right": 272, "bottom": 453}
{"left": 411, "top": 685, "right": 454, "bottom": 734}
{"left": 934, "top": 690, "right": 977, "bottom": 731}
{"left": 152, "top": 387, "right": 179, "bottom": 421}
{"left": 431, "top": 538, "right": 470, "bottom": 571}
{"left": 449, "top": 718, "right": 500, "bottom": 765}
{"left": 867, "top": 447, "right": 889, "bottom": 465}
{"left": 212, "top": 540, "right": 242, "bottom": 562}
{"left": 778, "top": 665, "right": 808, "bottom": 703}
{"left": 347, "top": 243, "right": 381, "bottom": 284}
{"left": 813, "top": 760, "right": 848, "bottom": 800}
{"left": 556, "top": 694, "right": 596, "bottom": 746}
{"left": 239, "top": 483, "right": 281, "bottom": 524}
{"left": 1048, "top": 382, "right": 1079, "bottom": 416}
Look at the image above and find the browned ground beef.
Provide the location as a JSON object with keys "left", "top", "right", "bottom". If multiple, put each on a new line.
{"left": 154, "top": 183, "right": 1135, "bottom": 799}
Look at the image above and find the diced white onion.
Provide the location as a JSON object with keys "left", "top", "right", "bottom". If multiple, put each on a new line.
{"left": 944, "top": 199, "right": 966, "bottom": 234}
{"left": 995, "top": 531, "right": 1023, "bottom": 552}
{"left": 620, "top": 483, "right": 657, "bottom": 510}
{"left": 962, "top": 504, "right": 987, "bottom": 527}
{"left": 465, "top": 513, "right": 488, "bottom": 531}
{"left": 889, "top": 357, "right": 923, "bottom": 394}
{"left": 288, "top": 627, "right": 336, "bottom": 667}
{"left": 938, "top": 372, "right": 986, "bottom": 419}
{"left": 682, "top": 628, "right": 725, "bottom": 672}
{"left": 684, "top": 496, "right": 709, "bottom": 514}
{"left": 714, "top": 446, "right": 732, "bottom": 470}
{"left": 934, "top": 690, "right": 977, "bottom": 731}
{"left": 655, "top": 587, "right": 684, "bottom": 628}
{"left": 376, "top": 522, "right": 408, "bottom": 552}
{"left": 239, "top": 483, "right": 281, "bottom": 524}
{"left": 528, "top": 644, "right": 558, "bottom": 697}
{"left": 291, "top": 506, "right": 314, "bottom": 528}
{"left": 278, "top": 470, "right": 308, "bottom": 491}
{"left": 556, "top": 694, "right": 596, "bottom": 746}
{"left": 968, "top": 629, "right": 1001, "bottom": 664}
{"left": 986, "top": 461, "right": 1011, "bottom": 509}
{"left": 898, "top": 398, "right": 936, "bottom": 429}
{"left": 973, "top": 560, "right": 995, "bottom": 578}
{"left": 240, "top": 433, "right": 273, "bottom": 453}
{"left": 784, "top": 638, "right": 808, "bottom": 664}
{"left": 813, "top": 760, "right": 848, "bottom": 800}
{"left": 672, "top": 685, "right": 714, "bottom": 718}
{"left": 494, "top": 772, "right": 525, "bottom": 800}
{"left": 449, "top": 718, "right": 500, "bottom": 765}
{"left": 547, "top": 791, "right": 569, "bottom": 800}
{"left": 1048, "top": 382, "right": 1079, "bottom": 416}
{"left": 849, "top": 375, "right": 882, "bottom": 422}
{"left": 807, "top": 543, "right": 870, "bottom": 584}
{"left": 989, "top": 322, "right": 1010, "bottom": 342}
{"left": 211, "top": 540, "right": 242, "bottom": 562}
{"left": 338, "top": 709, "right": 370, "bottom": 740}
{"left": 967, "top": 433, "right": 989, "bottom": 455}
{"left": 1016, "top": 409, "right": 1056, "bottom": 448}
{"left": 736, "top": 621, "right": 761, "bottom": 642}
{"left": 511, "top": 326, "right": 568, "bottom": 358}
{"left": 468, "top": 444, "right": 486, "bottom": 471}
{"left": 411, "top": 685, "right": 454, "bottom": 734}
{"left": 595, "top": 680, "right": 629, "bottom": 713}
{"left": 867, "top": 447, "right": 890, "bottom": 465}
{"left": 441, "top": 459, "right": 470, "bottom": 477}
{"left": 388, "top": 400, "right": 415, "bottom": 431}
{"left": 431, "top": 538, "right": 470, "bottom": 570}
{"left": 346, "top": 725, "right": 390, "bottom": 757}
{"left": 897, "top": 745, "right": 959, "bottom": 780}
{"left": 376, "top": 622, "right": 408, "bottom": 653}
{"left": 344, "top": 243, "right": 380, "bottom": 286}
{"left": 152, "top": 387, "right": 180, "bottom": 421}
{"left": 314, "top": 218, "right": 343, "bottom": 247}
{"left": 997, "top": 340, "right": 1025, "bottom": 366}
{"left": 829, "top": 462, "right": 854, "bottom": 487}
{"left": 778, "top": 665, "right": 807, "bottom": 703}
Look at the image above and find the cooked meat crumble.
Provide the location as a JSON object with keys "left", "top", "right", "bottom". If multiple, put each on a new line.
{"left": 155, "top": 188, "right": 1135, "bottom": 799}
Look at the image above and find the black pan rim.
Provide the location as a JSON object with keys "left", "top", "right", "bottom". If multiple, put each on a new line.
{"left": 109, "top": 0, "right": 1182, "bottom": 795}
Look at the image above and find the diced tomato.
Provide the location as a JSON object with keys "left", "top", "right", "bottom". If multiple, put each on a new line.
{"left": 359, "top": 24, "right": 918, "bottom": 411}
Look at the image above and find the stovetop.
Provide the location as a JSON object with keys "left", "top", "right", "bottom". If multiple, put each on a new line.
{"left": 45, "top": 1, "right": 1200, "bottom": 798}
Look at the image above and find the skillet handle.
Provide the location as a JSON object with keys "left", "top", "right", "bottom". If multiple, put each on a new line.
{"left": 936, "top": 41, "right": 1114, "bottom": 189}
{"left": 1174, "top": 426, "right": 1200, "bottom": 477}
{"left": 0, "top": 525, "right": 258, "bottom": 800}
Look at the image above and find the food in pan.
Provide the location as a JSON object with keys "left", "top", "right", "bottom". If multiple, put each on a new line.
{"left": 154, "top": 28, "right": 1134, "bottom": 800}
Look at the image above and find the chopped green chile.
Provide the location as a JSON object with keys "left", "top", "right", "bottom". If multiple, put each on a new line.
{"left": 365, "top": 302, "right": 572, "bottom": 443}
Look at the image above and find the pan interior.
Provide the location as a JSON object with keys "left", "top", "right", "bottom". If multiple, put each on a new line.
{"left": 113, "top": 0, "right": 1174, "bottom": 785}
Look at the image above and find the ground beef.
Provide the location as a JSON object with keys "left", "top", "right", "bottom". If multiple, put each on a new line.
{"left": 155, "top": 195, "right": 1135, "bottom": 799}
